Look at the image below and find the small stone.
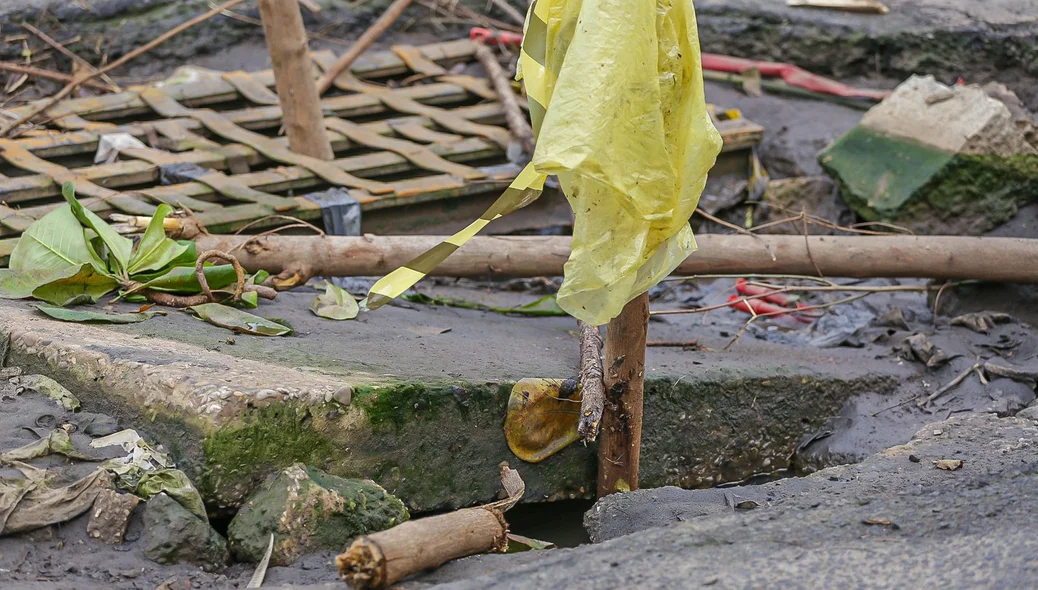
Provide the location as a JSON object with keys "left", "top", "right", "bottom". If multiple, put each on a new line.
{"left": 227, "top": 463, "right": 408, "bottom": 566}
{"left": 909, "top": 454, "right": 921, "bottom": 463}
{"left": 88, "top": 489, "right": 140, "bottom": 545}
{"left": 333, "top": 385, "right": 352, "bottom": 406}
{"left": 144, "top": 493, "right": 228, "bottom": 572}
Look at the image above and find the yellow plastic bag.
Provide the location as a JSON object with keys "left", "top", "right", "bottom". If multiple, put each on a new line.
{"left": 366, "top": 0, "right": 721, "bottom": 325}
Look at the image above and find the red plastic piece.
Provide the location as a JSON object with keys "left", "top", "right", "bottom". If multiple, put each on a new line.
{"left": 734, "top": 278, "right": 793, "bottom": 306}
{"left": 470, "top": 28, "right": 524, "bottom": 47}
{"left": 700, "top": 53, "right": 889, "bottom": 101}
{"left": 727, "top": 295, "right": 815, "bottom": 324}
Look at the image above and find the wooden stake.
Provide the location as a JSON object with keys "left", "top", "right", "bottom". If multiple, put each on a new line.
{"left": 257, "top": 0, "right": 335, "bottom": 160}
{"left": 314, "top": 0, "right": 413, "bottom": 96}
{"left": 597, "top": 292, "right": 649, "bottom": 497}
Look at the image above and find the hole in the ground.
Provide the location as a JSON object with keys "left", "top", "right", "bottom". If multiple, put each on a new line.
{"left": 506, "top": 499, "right": 595, "bottom": 548}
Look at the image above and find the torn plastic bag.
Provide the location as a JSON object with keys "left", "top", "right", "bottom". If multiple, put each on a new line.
{"left": 365, "top": 0, "right": 721, "bottom": 325}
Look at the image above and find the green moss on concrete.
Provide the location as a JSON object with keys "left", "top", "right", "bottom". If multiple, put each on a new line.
{"left": 822, "top": 126, "right": 1038, "bottom": 234}
{"left": 227, "top": 464, "right": 408, "bottom": 565}
{"left": 201, "top": 404, "right": 336, "bottom": 510}
{"left": 199, "top": 370, "right": 898, "bottom": 514}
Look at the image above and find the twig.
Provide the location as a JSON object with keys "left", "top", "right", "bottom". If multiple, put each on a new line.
{"left": 417, "top": 0, "right": 522, "bottom": 32}
{"left": 0, "top": 61, "right": 113, "bottom": 91}
{"left": 918, "top": 363, "right": 981, "bottom": 408}
{"left": 314, "top": 0, "right": 414, "bottom": 96}
{"left": 0, "top": 0, "right": 249, "bottom": 137}
{"left": 21, "top": 22, "right": 121, "bottom": 91}
{"left": 489, "top": 0, "right": 527, "bottom": 25}
{"left": 576, "top": 320, "right": 605, "bottom": 442}
{"left": 196, "top": 250, "right": 246, "bottom": 303}
{"left": 473, "top": 40, "right": 535, "bottom": 155}
{"left": 932, "top": 280, "right": 952, "bottom": 324}
{"left": 695, "top": 208, "right": 777, "bottom": 261}
{"left": 646, "top": 340, "right": 702, "bottom": 348}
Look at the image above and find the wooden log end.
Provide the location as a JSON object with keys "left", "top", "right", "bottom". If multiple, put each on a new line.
{"left": 336, "top": 537, "right": 387, "bottom": 590}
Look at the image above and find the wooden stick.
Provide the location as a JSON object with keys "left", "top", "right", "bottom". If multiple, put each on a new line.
{"left": 314, "top": 0, "right": 413, "bottom": 96}
{"left": 190, "top": 234, "right": 1038, "bottom": 283}
{"left": 473, "top": 41, "right": 536, "bottom": 155}
{"left": 336, "top": 466, "right": 523, "bottom": 589}
{"left": 0, "top": 0, "right": 249, "bottom": 138}
{"left": 919, "top": 363, "right": 981, "bottom": 407}
{"left": 21, "top": 22, "right": 122, "bottom": 91}
{"left": 489, "top": 0, "right": 527, "bottom": 26}
{"left": 598, "top": 292, "right": 649, "bottom": 496}
{"left": 0, "top": 62, "right": 114, "bottom": 92}
{"left": 257, "top": 0, "right": 335, "bottom": 160}
{"left": 577, "top": 320, "right": 606, "bottom": 442}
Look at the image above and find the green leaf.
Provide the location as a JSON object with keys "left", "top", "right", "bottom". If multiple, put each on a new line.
{"left": 31, "top": 265, "right": 119, "bottom": 306}
{"left": 127, "top": 204, "right": 190, "bottom": 275}
{"left": 142, "top": 264, "right": 238, "bottom": 293}
{"left": 36, "top": 303, "right": 164, "bottom": 324}
{"left": 9, "top": 205, "right": 93, "bottom": 271}
{"left": 509, "top": 294, "right": 567, "bottom": 317}
{"left": 0, "top": 266, "right": 84, "bottom": 299}
{"left": 188, "top": 303, "right": 292, "bottom": 336}
{"left": 311, "top": 281, "right": 359, "bottom": 320}
{"left": 505, "top": 534, "right": 556, "bottom": 553}
{"left": 249, "top": 269, "right": 270, "bottom": 285}
{"left": 62, "top": 182, "right": 132, "bottom": 275}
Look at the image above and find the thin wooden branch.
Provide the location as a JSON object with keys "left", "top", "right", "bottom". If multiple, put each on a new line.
{"left": 21, "top": 22, "right": 121, "bottom": 91}
{"left": 314, "top": 0, "right": 414, "bottom": 96}
{"left": 489, "top": 0, "right": 527, "bottom": 26}
{"left": 0, "top": 0, "right": 250, "bottom": 137}
{"left": 0, "top": 62, "right": 114, "bottom": 92}
{"left": 577, "top": 320, "right": 605, "bottom": 442}
{"left": 473, "top": 40, "right": 536, "bottom": 155}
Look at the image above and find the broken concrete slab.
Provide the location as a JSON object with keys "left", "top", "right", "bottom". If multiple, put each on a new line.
{"left": 228, "top": 464, "right": 408, "bottom": 565}
{"left": 0, "top": 289, "right": 907, "bottom": 515}
{"left": 821, "top": 75, "right": 1038, "bottom": 234}
{"left": 420, "top": 413, "right": 1038, "bottom": 588}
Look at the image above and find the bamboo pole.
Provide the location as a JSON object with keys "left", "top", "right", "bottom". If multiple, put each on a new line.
{"left": 597, "top": 292, "right": 649, "bottom": 496}
{"left": 314, "top": 0, "right": 413, "bottom": 96}
{"left": 190, "top": 234, "right": 1038, "bottom": 283}
{"left": 257, "top": 0, "right": 335, "bottom": 160}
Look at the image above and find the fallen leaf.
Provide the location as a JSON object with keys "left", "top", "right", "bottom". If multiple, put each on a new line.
{"left": 504, "top": 378, "right": 581, "bottom": 463}
{"left": 311, "top": 281, "right": 359, "bottom": 320}
{"left": 506, "top": 533, "right": 556, "bottom": 553}
{"left": 408, "top": 325, "right": 452, "bottom": 336}
{"left": 934, "top": 459, "right": 964, "bottom": 471}
{"left": 734, "top": 499, "right": 760, "bottom": 510}
{"left": 862, "top": 517, "right": 893, "bottom": 526}
{"left": 951, "top": 311, "right": 1013, "bottom": 334}
{"left": 36, "top": 304, "right": 164, "bottom": 324}
{"left": 188, "top": 303, "right": 292, "bottom": 336}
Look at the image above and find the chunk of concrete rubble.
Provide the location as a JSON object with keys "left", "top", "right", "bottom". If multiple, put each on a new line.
{"left": 820, "top": 75, "right": 1038, "bottom": 235}
{"left": 227, "top": 463, "right": 408, "bottom": 565}
{"left": 144, "top": 492, "right": 228, "bottom": 572}
{"left": 87, "top": 489, "right": 140, "bottom": 544}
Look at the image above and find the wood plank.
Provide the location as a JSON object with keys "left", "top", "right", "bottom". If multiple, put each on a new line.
{"left": 5, "top": 39, "right": 479, "bottom": 123}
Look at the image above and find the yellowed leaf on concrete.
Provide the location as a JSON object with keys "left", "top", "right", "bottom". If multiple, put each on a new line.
{"left": 504, "top": 378, "right": 581, "bottom": 463}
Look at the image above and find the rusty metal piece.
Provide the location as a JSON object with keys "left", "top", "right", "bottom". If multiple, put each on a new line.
{"left": 139, "top": 87, "right": 393, "bottom": 194}
{"left": 324, "top": 118, "right": 486, "bottom": 180}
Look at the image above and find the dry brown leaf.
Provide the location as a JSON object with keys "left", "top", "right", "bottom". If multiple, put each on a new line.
{"left": 934, "top": 459, "right": 964, "bottom": 471}
{"left": 862, "top": 517, "right": 893, "bottom": 526}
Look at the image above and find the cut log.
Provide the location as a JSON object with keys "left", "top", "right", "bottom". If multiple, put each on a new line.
{"left": 336, "top": 466, "right": 524, "bottom": 589}
{"left": 257, "top": 0, "right": 334, "bottom": 160}
{"left": 192, "top": 234, "right": 1038, "bottom": 283}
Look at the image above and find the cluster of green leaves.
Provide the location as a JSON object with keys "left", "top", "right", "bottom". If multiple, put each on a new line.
{"left": 0, "top": 182, "right": 285, "bottom": 334}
